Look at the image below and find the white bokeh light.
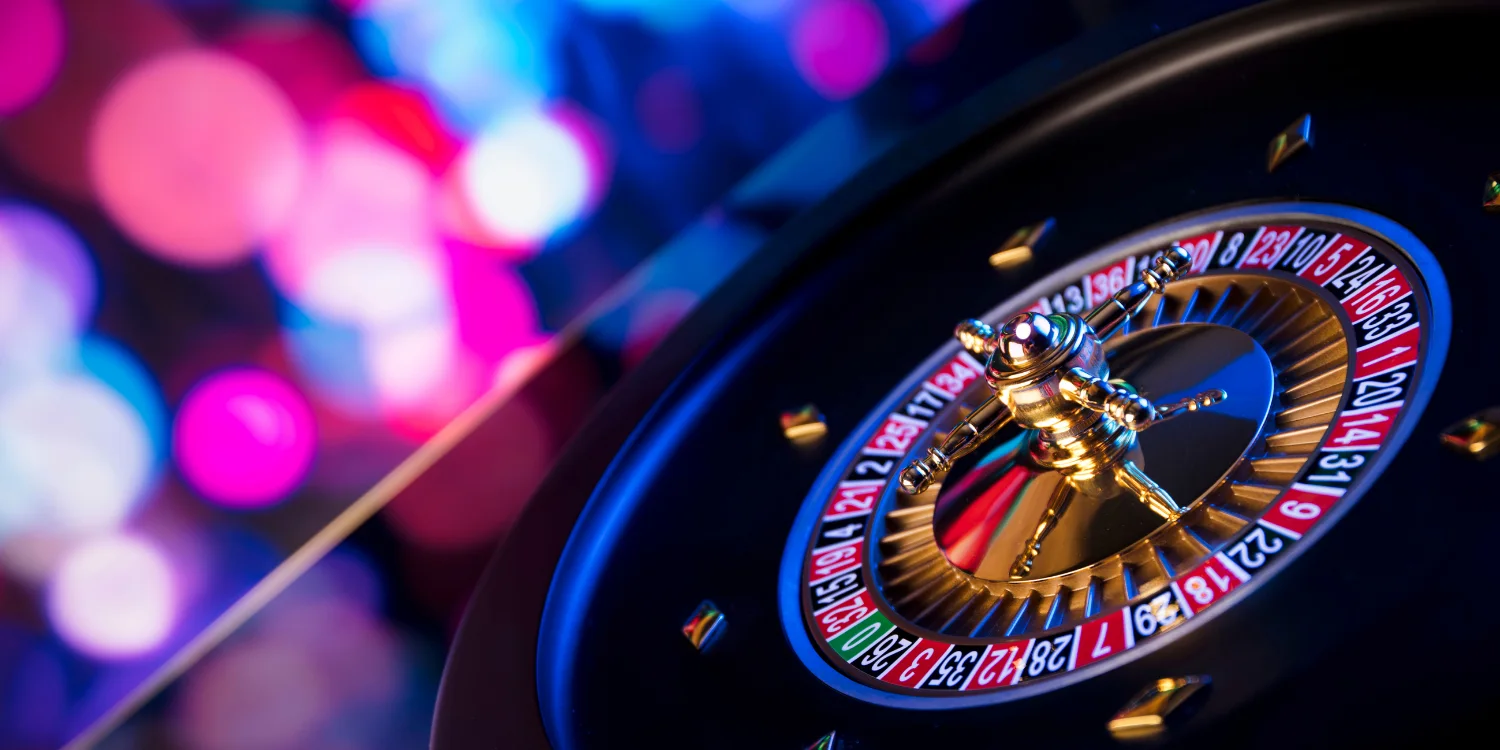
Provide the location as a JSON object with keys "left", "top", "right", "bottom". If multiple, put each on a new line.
{"left": 459, "top": 109, "right": 592, "bottom": 244}
{"left": 363, "top": 316, "right": 458, "bottom": 409}
{"left": 300, "top": 243, "right": 448, "bottom": 331}
{"left": 0, "top": 375, "right": 153, "bottom": 538}
{"left": 47, "top": 534, "right": 178, "bottom": 659}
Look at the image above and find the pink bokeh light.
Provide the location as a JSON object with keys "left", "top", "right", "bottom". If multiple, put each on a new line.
{"left": 47, "top": 534, "right": 178, "bottom": 660}
{"left": 264, "top": 124, "right": 438, "bottom": 320}
{"left": 362, "top": 318, "right": 492, "bottom": 441}
{"left": 0, "top": 0, "right": 192, "bottom": 198}
{"left": 90, "top": 49, "right": 308, "bottom": 267}
{"left": 0, "top": 0, "right": 65, "bottom": 115}
{"left": 173, "top": 369, "right": 316, "bottom": 509}
{"left": 789, "top": 0, "right": 890, "bottom": 101}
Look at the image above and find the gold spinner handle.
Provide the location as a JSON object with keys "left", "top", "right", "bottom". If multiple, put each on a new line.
{"left": 1084, "top": 246, "right": 1192, "bottom": 341}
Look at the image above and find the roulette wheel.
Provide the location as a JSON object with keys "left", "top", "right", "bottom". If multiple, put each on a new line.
{"left": 433, "top": 0, "right": 1500, "bottom": 747}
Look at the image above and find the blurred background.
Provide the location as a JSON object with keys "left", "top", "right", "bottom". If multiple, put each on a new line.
{"left": 0, "top": 0, "right": 1225, "bottom": 746}
{"left": 0, "top": 0, "right": 988, "bottom": 747}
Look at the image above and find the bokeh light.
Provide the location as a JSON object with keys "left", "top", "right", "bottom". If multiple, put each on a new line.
{"left": 264, "top": 124, "right": 438, "bottom": 322}
{"left": 351, "top": 0, "right": 563, "bottom": 132}
{"left": 0, "top": 0, "right": 192, "bottom": 198}
{"left": 457, "top": 107, "right": 596, "bottom": 247}
{"left": 301, "top": 243, "right": 448, "bottom": 332}
{"left": 362, "top": 317, "right": 463, "bottom": 414}
{"left": 172, "top": 542, "right": 427, "bottom": 750}
{"left": 790, "top": 0, "right": 890, "bottom": 100}
{"left": 47, "top": 535, "right": 178, "bottom": 660}
{"left": 90, "top": 49, "right": 308, "bottom": 267}
{"left": 448, "top": 243, "right": 540, "bottom": 362}
{"left": 0, "top": 0, "right": 65, "bottom": 114}
{"left": 279, "top": 302, "right": 380, "bottom": 421}
{"left": 175, "top": 638, "right": 334, "bottom": 750}
{"left": 326, "top": 82, "right": 462, "bottom": 173}
{"left": 0, "top": 0, "right": 994, "bottom": 741}
{"left": 0, "top": 375, "right": 154, "bottom": 537}
{"left": 260, "top": 598, "right": 402, "bottom": 710}
{"left": 173, "top": 369, "right": 317, "bottom": 509}
{"left": 0, "top": 204, "right": 97, "bottom": 372}
{"left": 75, "top": 336, "right": 170, "bottom": 460}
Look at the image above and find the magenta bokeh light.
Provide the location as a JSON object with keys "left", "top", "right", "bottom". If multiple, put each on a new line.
{"left": 173, "top": 369, "right": 316, "bottom": 509}
{"left": 0, "top": 0, "right": 65, "bottom": 115}
{"left": 790, "top": 0, "right": 890, "bottom": 101}
{"left": 47, "top": 535, "right": 177, "bottom": 660}
{"left": 449, "top": 243, "right": 540, "bottom": 363}
{"left": 90, "top": 50, "right": 307, "bottom": 268}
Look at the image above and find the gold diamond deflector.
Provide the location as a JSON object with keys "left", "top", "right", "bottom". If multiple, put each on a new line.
{"left": 1107, "top": 676, "right": 1211, "bottom": 741}
{"left": 1485, "top": 174, "right": 1500, "bottom": 212}
{"left": 1441, "top": 408, "right": 1500, "bottom": 460}
{"left": 681, "top": 600, "right": 726, "bottom": 651}
{"left": 876, "top": 273, "right": 1350, "bottom": 638}
{"left": 781, "top": 404, "right": 828, "bottom": 441}
{"left": 989, "top": 218, "right": 1054, "bottom": 268}
{"left": 1266, "top": 114, "right": 1313, "bottom": 173}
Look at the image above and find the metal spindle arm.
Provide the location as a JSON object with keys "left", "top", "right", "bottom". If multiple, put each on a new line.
{"left": 898, "top": 395, "right": 1012, "bottom": 494}
{"left": 1083, "top": 245, "right": 1192, "bottom": 342}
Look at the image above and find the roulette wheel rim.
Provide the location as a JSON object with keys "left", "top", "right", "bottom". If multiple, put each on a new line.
{"left": 432, "top": 1, "right": 1497, "bottom": 747}
{"left": 774, "top": 200, "right": 1449, "bottom": 709}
